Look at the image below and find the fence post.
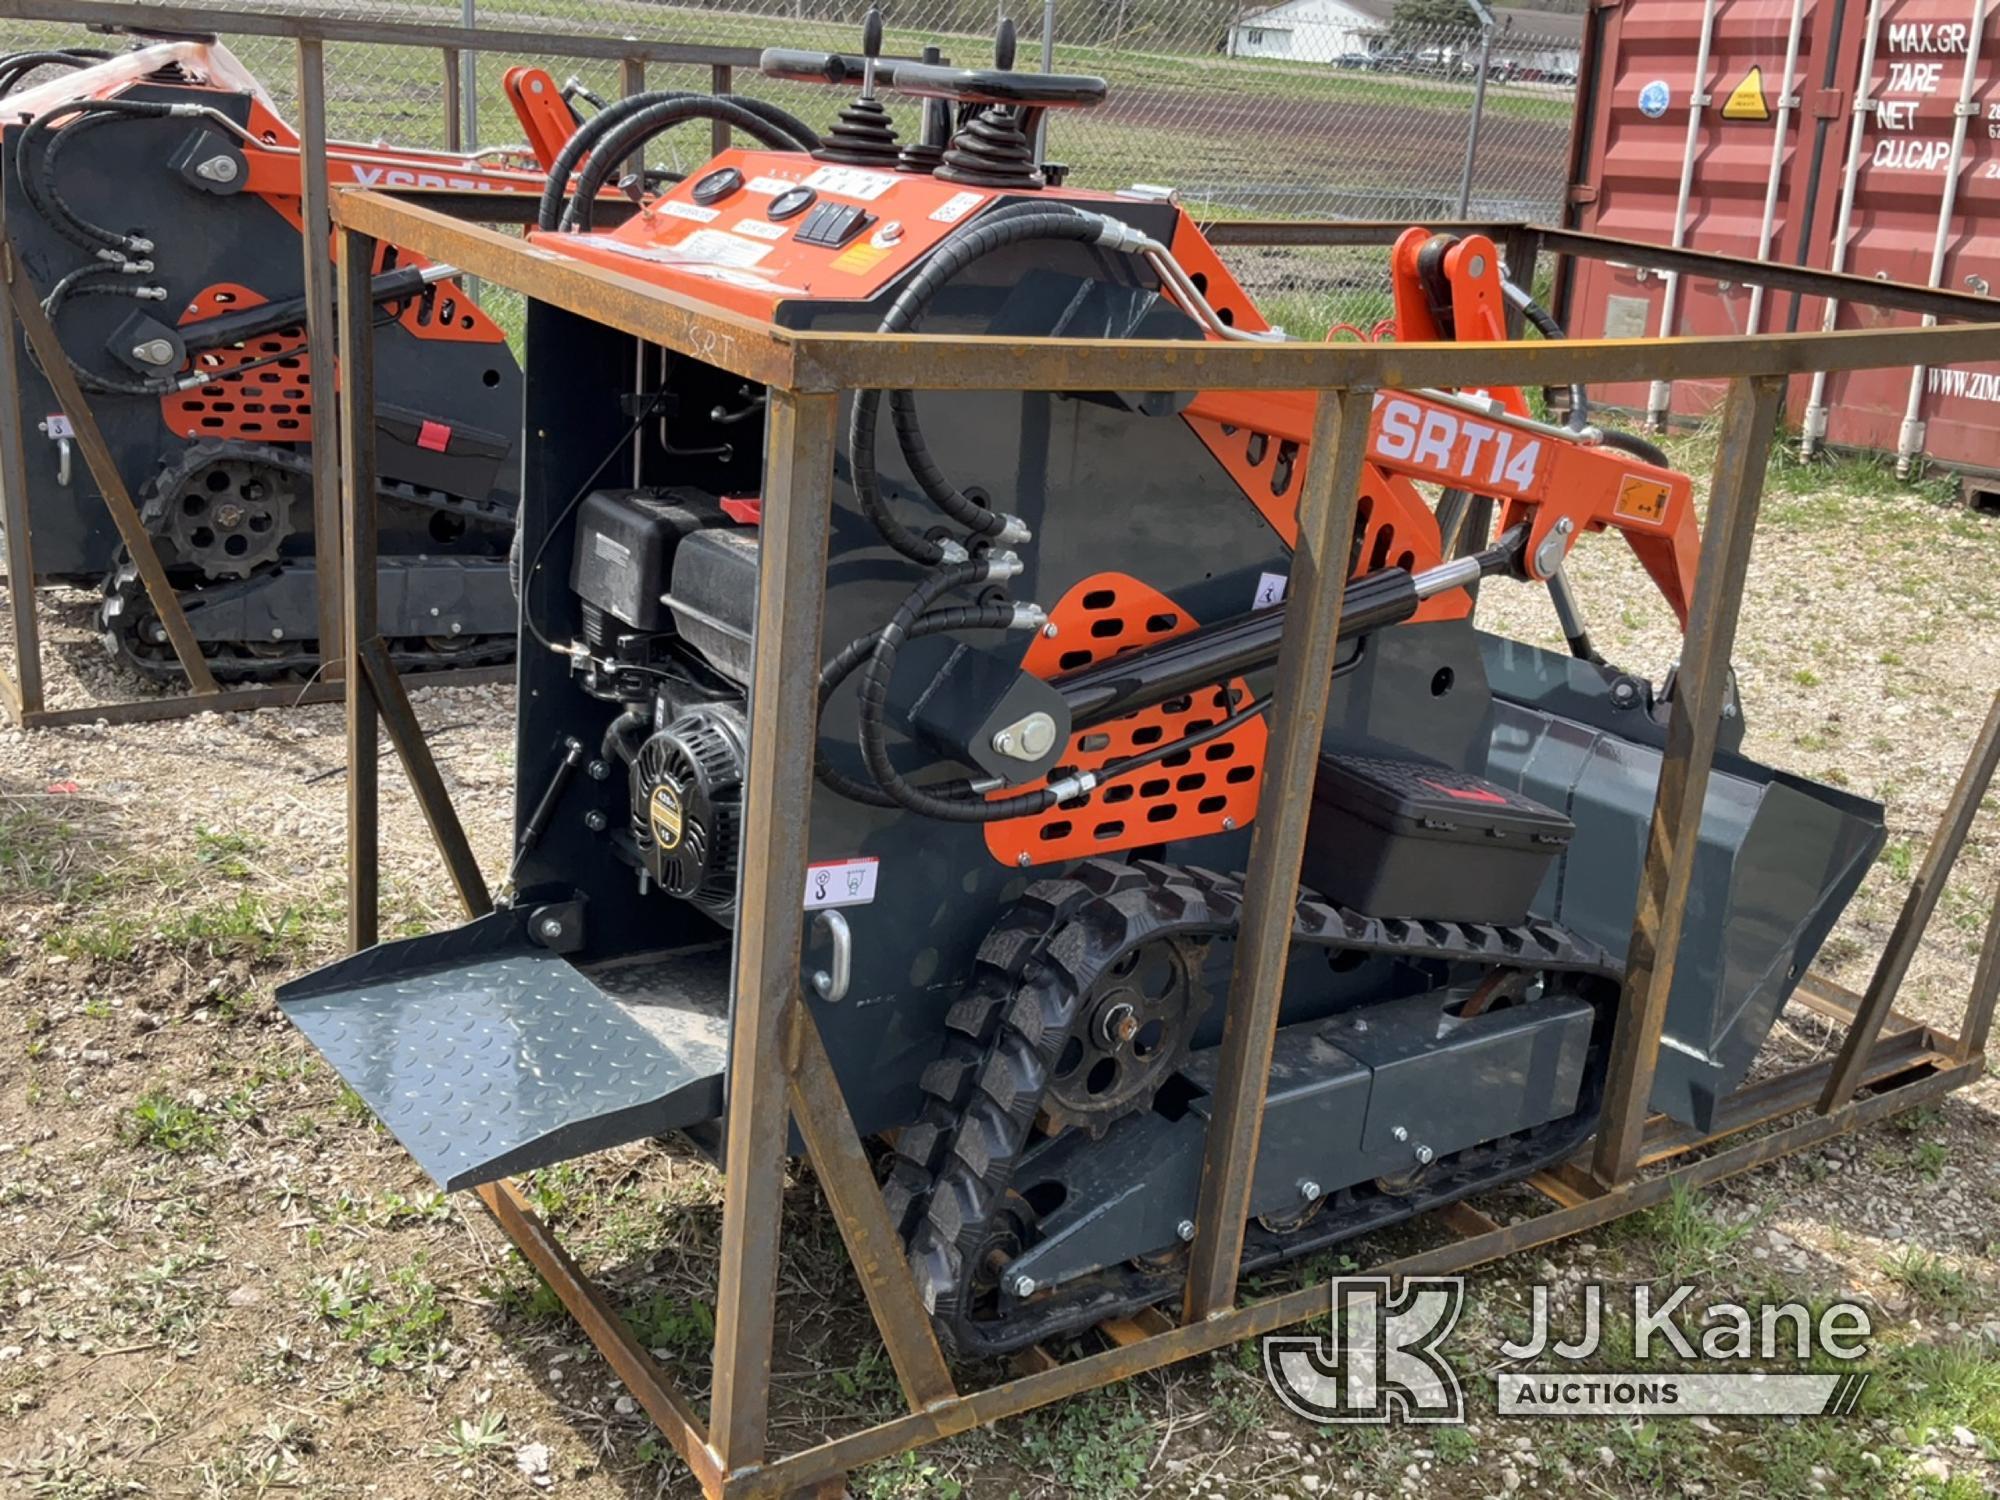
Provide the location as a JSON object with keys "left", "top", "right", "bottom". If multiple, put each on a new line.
{"left": 1033, "top": 0, "right": 1055, "bottom": 162}
{"left": 459, "top": 0, "right": 477, "bottom": 149}
{"left": 1455, "top": 20, "right": 1496, "bottom": 219}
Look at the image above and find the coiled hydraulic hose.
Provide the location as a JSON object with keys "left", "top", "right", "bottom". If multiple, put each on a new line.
{"left": 851, "top": 203, "right": 1107, "bottom": 563}
{"left": 815, "top": 602, "right": 1031, "bottom": 807}
{"left": 15, "top": 96, "right": 229, "bottom": 265}
{"left": 850, "top": 563, "right": 1278, "bottom": 822}
{"left": 561, "top": 98, "right": 814, "bottom": 231}
{"left": 537, "top": 89, "right": 695, "bottom": 231}
{"left": 0, "top": 47, "right": 107, "bottom": 96}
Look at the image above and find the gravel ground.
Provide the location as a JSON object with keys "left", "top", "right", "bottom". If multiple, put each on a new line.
{"left": 2, "top": 446, "right": 1998, "bottom": 1499}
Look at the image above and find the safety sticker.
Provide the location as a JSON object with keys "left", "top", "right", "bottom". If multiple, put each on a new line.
{"left": 1615, "top": 475, "right": 1672, "bottom": 523}
{"left": 1722, "top": 66, "right": 1770, "bottom": 121}
{"left": 1253, "top": 571, "right": 1288, "bottom": 609}
{"left": 806, "top": 857, "right": 878, "bottom": 910}
{"left": 732, "top": 219, "right": 789, "bottom": 241}
{"left": 931, "top": 190, "right": 985, "bottom": 224}
{"left": 804, "top": 163, "right": 897, "bottom": 201}
{"left": 1638, "top": 79, "right": 1671, "bottom": 118}
{"left": 597, "top": 230, "right": 772, "bottom": 269}
{"left": 43, "top": 413, "right": 72, "bottom": 438}
{"left": 831, "top": 241, "right": 892, "bottom": 275}
{"left": 661, "top": 199, "right": 720, "bottom": 223}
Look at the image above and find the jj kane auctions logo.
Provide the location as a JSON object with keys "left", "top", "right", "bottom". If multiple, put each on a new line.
{"left": 1267, "top": 1278, "right": 1873, "bottom": 1423}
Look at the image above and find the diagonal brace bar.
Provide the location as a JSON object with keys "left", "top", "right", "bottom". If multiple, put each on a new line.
{"left": 1181, "top": 386, "right": 1374, "bottom": 1323}
{"left": 2, "top": 250, "right": 218, "bottom": 694}
{"left": 357, "top": 636, "right": 494, "bottom": 920}
{"left": 1821, "top": 689, "right": 2000, "bottom": 1111}
{"left": 785, "top": 1002, "right": 957, "bottom": 1412}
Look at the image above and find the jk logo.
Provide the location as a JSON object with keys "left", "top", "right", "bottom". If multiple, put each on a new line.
{"left": 1265, "top": 1276, "right": 1466, "bottom": 1424}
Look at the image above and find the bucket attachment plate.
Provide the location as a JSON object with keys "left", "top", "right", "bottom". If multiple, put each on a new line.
{"left": 278, "top": 912, "right": 728, "bottom": 1190}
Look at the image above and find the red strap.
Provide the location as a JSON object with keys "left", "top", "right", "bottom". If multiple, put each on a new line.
{"left": 417, "top": 419, "right": 452, "bottom": 453}
{"left": 720, "top": 495, "right": 762, "bottom": 524}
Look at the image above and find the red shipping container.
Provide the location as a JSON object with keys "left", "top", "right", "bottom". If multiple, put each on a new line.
{"left": 1557, "top": 0, "right": 2000, "bottom": 481}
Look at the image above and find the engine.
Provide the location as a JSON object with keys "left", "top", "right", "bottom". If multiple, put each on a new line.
{"left": 568, "top": 487, "right": 758, "bottom": 924}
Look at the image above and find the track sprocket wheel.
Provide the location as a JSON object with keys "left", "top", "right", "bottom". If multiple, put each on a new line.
{"left": 160, "top": 454, "right": 296, "bottom": 578}
{"left": 1041, "top": 933, "right": 1205, "bottom": 1137}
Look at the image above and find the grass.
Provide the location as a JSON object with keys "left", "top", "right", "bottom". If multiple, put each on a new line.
{"left": 1885, "top": 1249, "right": 1984, "bottom": 1320}
{"left": 306, "top": 1262, "right": 454, "bottom": 1373}
{"left": 1019, "top": 1388, "right": 1154, "bottom": 1498}
{"left": 1617, "top": 1181, "right": 1760, "bottom": 1282}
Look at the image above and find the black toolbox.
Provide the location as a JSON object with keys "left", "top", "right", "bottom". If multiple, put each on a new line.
{"left": 1300, "top": 752, "right": 1573, "bottom": 925}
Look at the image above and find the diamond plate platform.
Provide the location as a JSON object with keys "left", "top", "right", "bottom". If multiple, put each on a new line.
{"left": 279, "top": 913, "right": 729, "bottom": 1190}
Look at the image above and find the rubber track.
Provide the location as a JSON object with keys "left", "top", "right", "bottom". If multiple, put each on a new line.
{"left": 98, "top": 438, "right": 514, "bottom": 683}
{"left": 890, "top": 857, "right": 1617, "bottom": 1355}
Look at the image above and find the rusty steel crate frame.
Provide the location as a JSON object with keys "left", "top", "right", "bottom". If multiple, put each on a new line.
{"left": 0, "top": 0, "right": 762, "bottom": 730}
{"left": 317, "top": 184, "right": 2000, "bottom": 1498}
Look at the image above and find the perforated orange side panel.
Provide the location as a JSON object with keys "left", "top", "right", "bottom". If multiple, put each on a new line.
{"left": 984, "top": 574, "right": 1267, "bottom": 869}
{"left": 160, "top": 284, "right": 315, "bottom": 443}
{"left": 1182, "top": 414, "right": 1468, "bottom": 625}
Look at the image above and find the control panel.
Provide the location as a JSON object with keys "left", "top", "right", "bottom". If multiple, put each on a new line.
{"left": 527, "top": 149, "right": 1125, "bottom": 319}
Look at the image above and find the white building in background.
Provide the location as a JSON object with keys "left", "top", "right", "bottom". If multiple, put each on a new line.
{"left": 1225, "top": 0, "right": 1584, "bottom": 77}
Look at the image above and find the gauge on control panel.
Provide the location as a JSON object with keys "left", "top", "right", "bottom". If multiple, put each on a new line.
{"left": 767, "top": 185, "right": 817, "bottom": 221}
{"left": 691, "top": 166, "right": 744, "bottom": 205}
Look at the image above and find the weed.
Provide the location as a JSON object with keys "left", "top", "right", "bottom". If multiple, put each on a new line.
{"left": 1913, "top": 1140, "right": 1949, "bottom": 1181}
{"left": 193, "top": 826, "right": 262, "bottom": 878}
{"left": 622, "top": 1289, "right": 714, "bottom": 1358}
{"left": 1431, "top": 1424, "right": 1479, "bottom": 1465}
{"left": 1887, "top": 1340, "right": 2000, "bottom": 1446}
{"left": 307, "top": 1262, "right": 453, "bottom": 1371}
{"left": 857, "top": 1451, "right": 966, "bottom": 1499}
{"left": 1618, "top": 1181, "right": 1757, "bottom": 1281}
{"left": 1021, "top": 1389, "right": 1152, "bottom": 1497}
{"left": 424, "top": 1410, "right": 510, "bottom": 1462}
{"left": 1885, "top": 1249, "right": 1981, "bottom": 1319}
{"left": 43, "top": 917, "right": 142, "bottom": 962}
{"left": 157, "top": 892, "right": 317, "bottom": 961}
{"left": 122, "top": 1088, "right": 218, "bottom": 1155}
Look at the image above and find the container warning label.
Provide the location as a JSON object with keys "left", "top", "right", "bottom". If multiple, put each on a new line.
{"left": 1721, "top": 66, "right": 1769, "bottom": 121}
{"left": 806, "top": 857, "right": 878, "bottom": 910}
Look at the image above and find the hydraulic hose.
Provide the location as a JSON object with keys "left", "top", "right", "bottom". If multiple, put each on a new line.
{"left": 15, "top": 98, "right": 204, "bottom": 263}
{"left": 1597, "top": 426, "right": 1673, "bottom": 469}
{"left": 0, "top": 48, "right": 106, "bottom": 96}
{"left": 537, "top": 89, "right": 695, "bottom": 231}
{"left": 856, "top": 564, "right": 1080, "bottom": 823}
{"left": 724, "top": 95, "right": 822, "bottom": 152}
{"left": 851, "top": 205, "right": 1106, "bottom": 563}
{"left": 562, "top": 97, "right": 811, "bottom": 231}
{"left": 853, "top": 567, "right": 1279, "bottom": 823}
{"left": 1503, "top": 277, "right": 1589, "bottom": 430}
{"left": 815, "top": 602, "right": 1030, "bottom": 807}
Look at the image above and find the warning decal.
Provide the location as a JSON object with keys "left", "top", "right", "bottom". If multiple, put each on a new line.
{"left": 1722, "top": 66, "right": 1770, "bottom": 121}
{"left": 1615, "top": 475, "right": 1672, "bottom": 524}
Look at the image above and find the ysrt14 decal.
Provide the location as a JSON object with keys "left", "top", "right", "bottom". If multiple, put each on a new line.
{"left": 348, "top": 164, "right": 508, "bottom": 192}
{"left": 1369, "top": 394, "right": 1547, "bottom": 494}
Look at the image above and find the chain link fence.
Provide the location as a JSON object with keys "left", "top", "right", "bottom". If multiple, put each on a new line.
{"left": 0, "top": 1, "right": 1579, "bottom": 329}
